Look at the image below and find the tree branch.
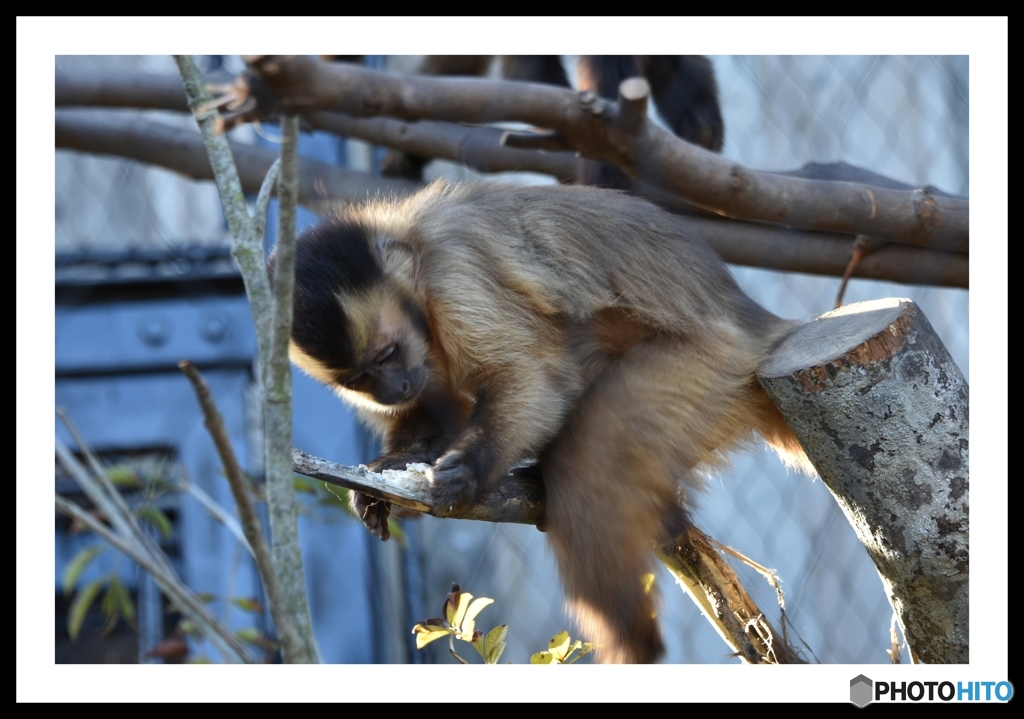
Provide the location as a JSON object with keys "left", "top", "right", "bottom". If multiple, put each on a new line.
{"left": 233, "top": 56, "right": 968, "bottom": 253}
{"left": 177, "top": 360, "right": 306, "bottom": 666}
{"left": 308, "top": 112, "right": 580, "bottom": 182}
{"left": 759, "top": 298, "right": 969, "bottom": 663}
{"left": 55, "top": 109, "right": 966, "bottom": 288}
{"left": 56, "top": 70, "right": 189, "bottom": 110}
{"left": 55, "top": 109, "right": 417, "bottom": 211}
{"left": 174, "top": 54, "right": 318, "bottom": 664}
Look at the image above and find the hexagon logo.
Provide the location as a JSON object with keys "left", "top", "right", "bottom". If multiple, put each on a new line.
{"left": 850, "top": 674, "right": 873, "bottom": 707}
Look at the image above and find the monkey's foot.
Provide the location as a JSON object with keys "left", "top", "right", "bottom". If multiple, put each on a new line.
{"left": 351, "top": 491, "right": 392, "bottom": 541}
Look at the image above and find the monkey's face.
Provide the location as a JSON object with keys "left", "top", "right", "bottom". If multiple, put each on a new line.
{"left": 290, "top": 288, "right": 433, "bottom": 415}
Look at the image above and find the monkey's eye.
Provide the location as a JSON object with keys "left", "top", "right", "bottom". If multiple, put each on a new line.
{"left": 375, "top": 344, "right": 399, "bottom": 365}
{"left": 340, "top": 373, "right": 371, "bottom": 391}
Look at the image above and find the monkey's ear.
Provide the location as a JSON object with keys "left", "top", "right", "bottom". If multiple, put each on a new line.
{"left": 375, "top": 237, "right": 421, "bottom": 290}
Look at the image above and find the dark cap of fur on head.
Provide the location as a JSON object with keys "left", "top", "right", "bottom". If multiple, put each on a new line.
{"left": 266, "top": 218, "right": 383, "bottom": 371}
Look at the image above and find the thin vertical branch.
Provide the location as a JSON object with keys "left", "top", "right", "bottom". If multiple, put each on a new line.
{"left": 178, "top": 360, "right": 309, "bottom": 664}
{"left": 263, "top": 114, "right": 318, "bottom": 662}
{"left": 174, "top": 55, "right": 317, "bottom": 663}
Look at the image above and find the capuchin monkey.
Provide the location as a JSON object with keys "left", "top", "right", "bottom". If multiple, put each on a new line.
{"left": 270, "top": 181, "right": 811, "bottom": 663}
{"left": 382, "top": 55, "right": 724, "bottom": 190}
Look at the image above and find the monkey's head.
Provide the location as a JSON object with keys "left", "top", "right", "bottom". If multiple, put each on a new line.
{"left": 267, "top": 218, "right": 433, "bottom": 414}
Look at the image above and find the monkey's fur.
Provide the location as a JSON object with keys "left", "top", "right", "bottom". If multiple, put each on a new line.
{"left": 273, "top": 181, "right": 811, "bottom": 663}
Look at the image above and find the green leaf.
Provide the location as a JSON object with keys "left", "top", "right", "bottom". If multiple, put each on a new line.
{"left": 530, "top": 651, "right": 557, "bottom": 664}
{"left": 235, "top": 627, "right": 279, "bottom": 651}
{"left": 178, "top": 619, "right": 199, "bottom": 635}
{"left": 62, "top": 545, "right": 105, "bottom": 595}
{"left": 109, "top": 577, "right": 137, "bottom": 625}
{"left": 194, "top": 592, "right": 216, "bottom": 604}
{"left": 235, "top": 627, "right": 262, "bottom": 644}
{"left": 484, "top": 625, "right": 508, "bottom": 664}
{"left": 106, "top": 466, "right": 139, "bottom": 487}
{"left": 230, "top": 597, "right": 264, "bottom": 614}
{"left": 99, "top": 578, "right": 135, "bottom": 636}
{"left": 139, "top": 506, "right": 173, "bottom": 539}
{"left": 293, "top": 476, "right": 317, "bottom": 494}
{"left": 67, "top": 578, "right": 104, "bottom": 640}
{"left": 320, "top": 483, "right": 352, "bottom": 512}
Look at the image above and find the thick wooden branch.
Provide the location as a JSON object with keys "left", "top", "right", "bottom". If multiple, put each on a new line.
{"left": 759, "top": 298, "right": 969, "bottom": 664}
{"left": 308, "top": 113, "right": 580, "bottom": 182}
{"left": 54, "top": 109, "right": 965, "bottom": 288}
{"left": 55, "top": 109, "right": 417, "bottom": 210}
{"left": 56, "top": 70, "right": 189, "bottom": 111}
{"left": 235, "top": 56, "right": 968, "bottom": 253}
{"left": 292, "top": 450, "right": 543, "bottom": 525}
{"left": 687, "top": 216, "right": 967, "bottom": 288}
{"left": 54, "top": 71, "right": 582, "bottom": 182}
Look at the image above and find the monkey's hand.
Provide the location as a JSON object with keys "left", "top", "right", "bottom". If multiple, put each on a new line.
{"left": 429, "top": 447, "right": 486, "bottom": 515}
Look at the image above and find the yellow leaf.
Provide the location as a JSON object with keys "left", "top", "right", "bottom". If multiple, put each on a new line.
{"left": 548, "top": 630, "right": 571, "bottom": 658}
{"left": 445, "top": 587, "right": 465, "bottom": 626}
{"left": 530, "top": 651, "right": 557, "bottom": 664}
{"left": 463, "top": 596, "right": 494, "bottom": 624}
{"left": 414, "top": 628, "right": 450, "bottom": 650}
{"left": 412, "top": 621, "right": 450, "bottom": 650}
{"left": 451, "top": 591, "right": 473, "bottom": 629}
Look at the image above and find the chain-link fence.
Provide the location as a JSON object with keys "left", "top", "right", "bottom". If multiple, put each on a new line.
{"left": 54, "top": 55, "right": 969, "bottom": 664}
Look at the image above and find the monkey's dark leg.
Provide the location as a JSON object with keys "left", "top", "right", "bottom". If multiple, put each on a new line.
{"left": 575, "top": 56, "right": 644, "bottom": 191}
{"left": 380, "top": 56, "right": 494, "bottom": 182}
{"left": 500, "top": 56, "right": 571, "bottom": 87}
{"left": 641, "top": 56, "right": 724, "bottom": 152}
